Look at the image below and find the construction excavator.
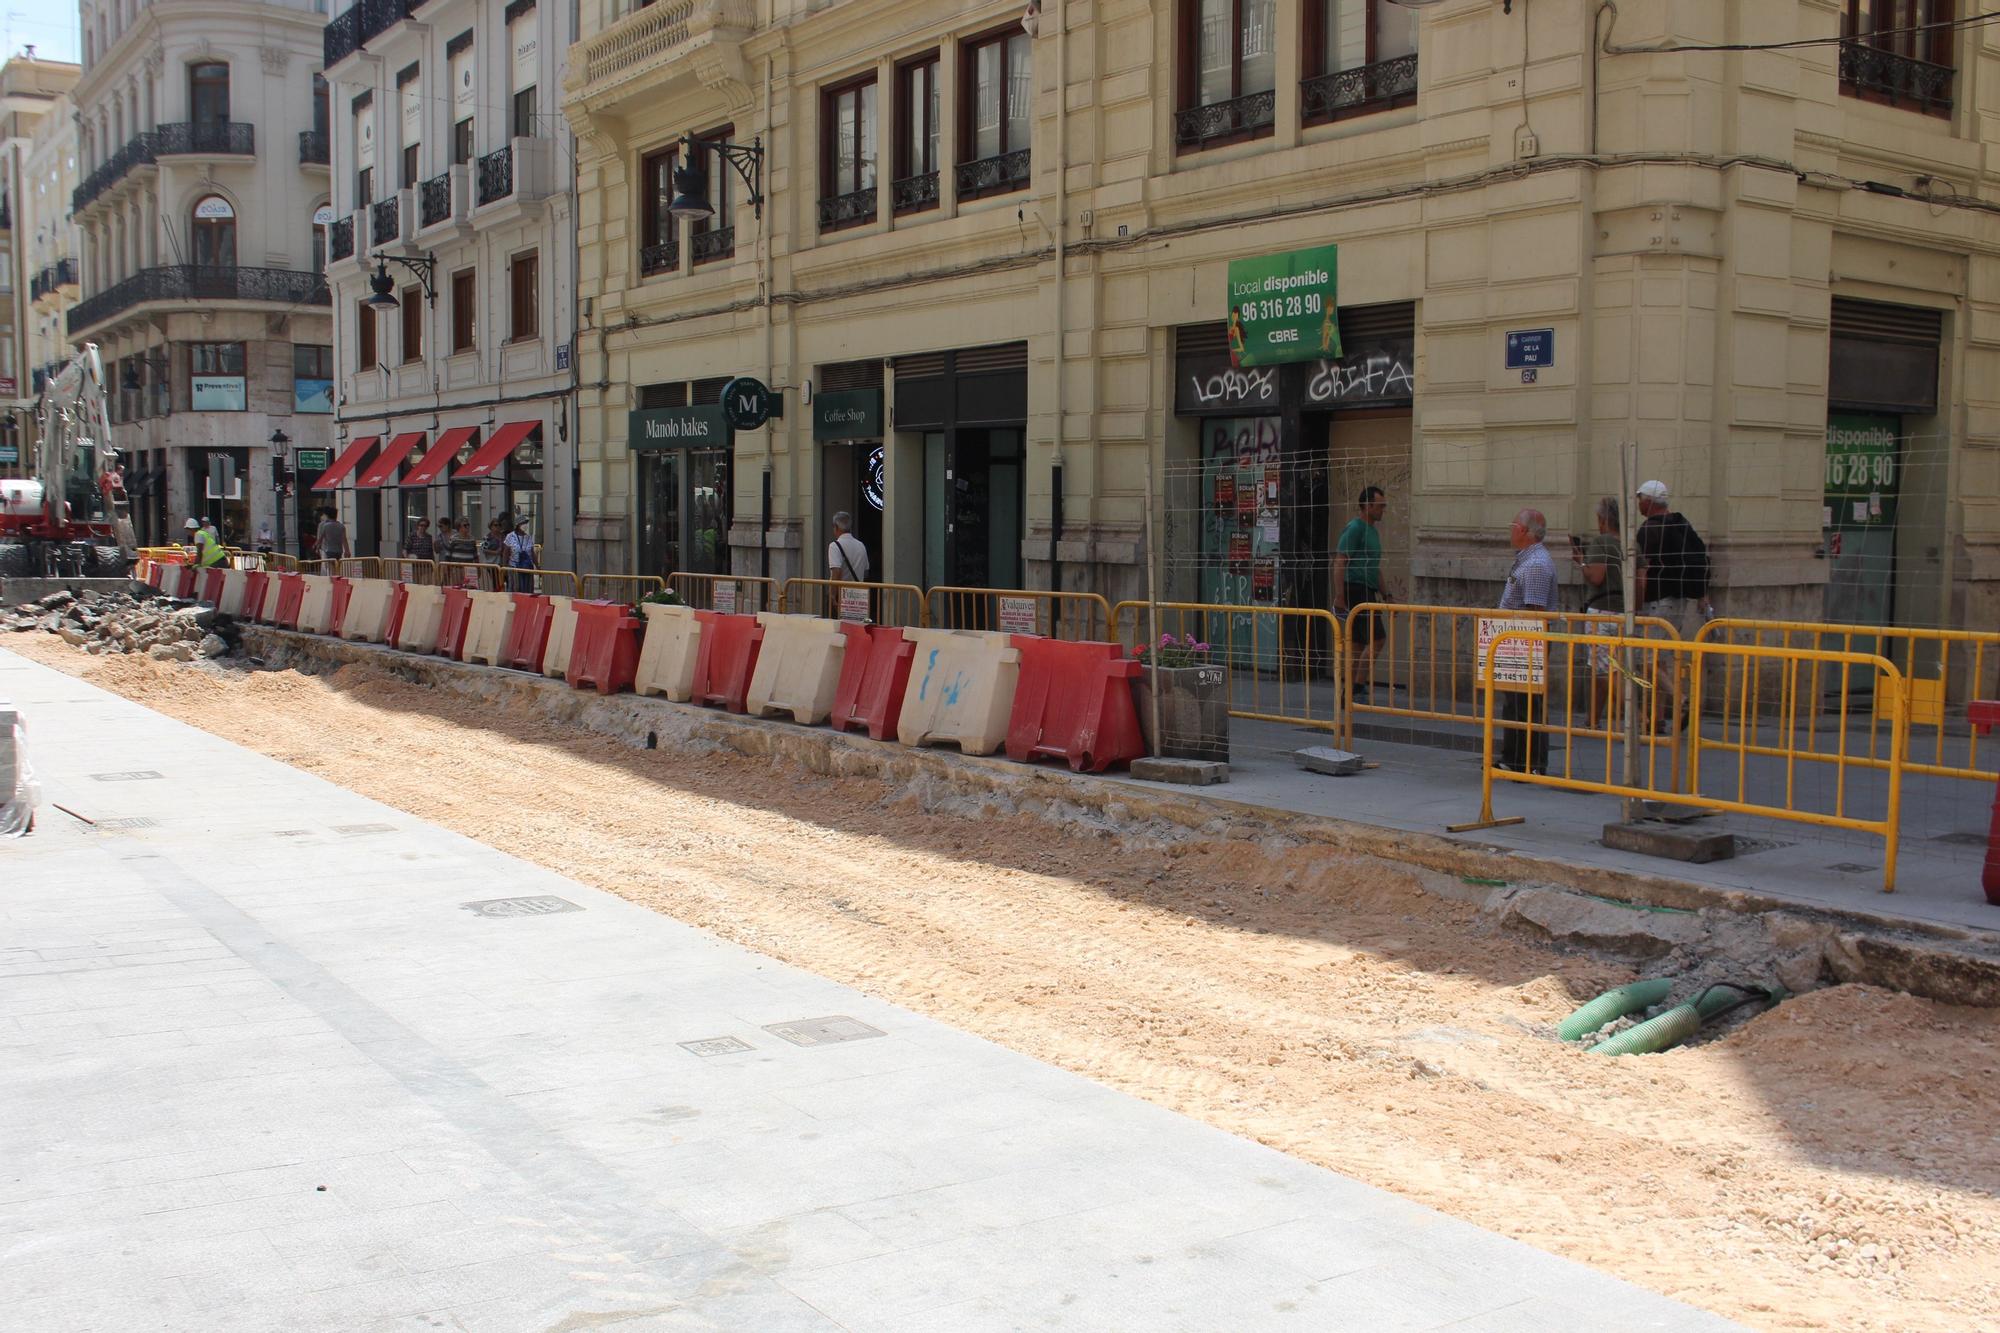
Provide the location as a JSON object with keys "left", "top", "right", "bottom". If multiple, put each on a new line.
{"left": 0, "top": 343, "right": 135, "bottom": 577}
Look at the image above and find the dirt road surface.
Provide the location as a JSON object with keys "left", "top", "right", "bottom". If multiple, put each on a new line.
{"left": 11, "top": 637, "right": 1999, "bottom": 1333}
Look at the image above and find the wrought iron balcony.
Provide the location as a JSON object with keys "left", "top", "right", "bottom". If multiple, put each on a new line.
{"left": 419, "top": 171, "right": 452, "bottom": 227}
{"left": 817, "top": 186, "right": 877, "bottom": 232}
{"left": 476, "top": 145, "right": 514, "bottom": 206}
{"left": 639, "top": 238, "right": 679, "bottom": 277}
{"left": 30, "top": 268, "right": 52, "bottom": 301}
{"left": 56, "top": 257, "right": 76, "bottom": 288}
{"left": 1301, "top": 53, "right": 1419, "bottom": 124}
{"left": 691, "top": 226, "right": 734, "bottom": 265}
{"left": 1840, "top": 41, "right": 1954, "bottom": 116}
{"left": 68, "top": 265, "right": 330, "bottom": 336}
{"left": 371, "top": 196, "right": 400, "bottom": 246}
{"left": 323, "top": 0, "right": 422, "bottom": 70}
{"left": 299, "top": 130, "right": 330, "bottom": 166}
{"left": 153, "top": 121, "right": 256, "bottom": 157}
{"left": 1174, "top": 88, "right": 1277, "bottom": 149}
{"left": 72, "top": 132, "right": 157, "bottom": 214}
{"left": 954, "top": 148, "right": 1031, "bottom": 201}
{"left": 891, "top": 171, "right": 939, "bottom": 216}
{"left": 329, "top": 217, "right": 355, "bottom": 262}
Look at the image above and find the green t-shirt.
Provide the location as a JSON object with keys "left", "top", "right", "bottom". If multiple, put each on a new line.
{"left": 1336, "top": 517, "right": 1382, "bottom": 592}
{"left": 1584, "top": 532, "right": 1623, "bottom": 612}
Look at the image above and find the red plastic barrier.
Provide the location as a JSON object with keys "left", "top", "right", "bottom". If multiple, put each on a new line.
{"left": 567, "top": 602, "right": 642, "bottom": 695}
{"left": 829, "top": 623, "right": 917, "bottom": 740}
{"left": 436, "top": 587, "right": 474, "bottom": 660}
{"left": 274, "top": 574, "right": 306, "bottom": 630}
{"left": 1004, "top": 637, "right": 1147, "bottom": 773}
{"left": 385, "top": 583, "right": 410, "bottom": 646}
{"left": 500, "top": 594, "right": 554, "bottom": 672}
{"left": 327, "top": 578, "right": 355, "bottom": 636}
{"left": 691, "top": 611, "right": 765, "bottom": 712}
{"left": 198, "top": 567, "right": 226, "bottom": 605}
{"left": 1974, "top": 701, "right": 2000, "bottom": 906}
{"left": 171, "top": 564, "right": 199, "bottom": 599}
{"left": 241, "top": 571, "right": 270, "bottom": 623}
{"left": 145, "top": 562, "right": 165, "bottom": 590}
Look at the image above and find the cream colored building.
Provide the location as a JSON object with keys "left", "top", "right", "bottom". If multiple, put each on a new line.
{"left": 0, "top": 56, "right": 80, "bottom": 479}
{"left": 69, "top": 0, "right": 335, "bottom": 550}
{"left": 319, "top": 0, "right": 578, "bottom": 563}
{"left": 561, "top": 0, "right": 2000, "bottom": 636}
{"left": 22, "top": 76, "right": 84, "bottom": 426}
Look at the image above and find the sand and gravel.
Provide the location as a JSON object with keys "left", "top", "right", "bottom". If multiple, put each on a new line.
{"left": 10, "top": 636, "right": 2000, "bottom": 1333}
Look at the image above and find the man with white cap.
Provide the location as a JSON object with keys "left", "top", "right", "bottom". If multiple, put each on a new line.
{"left": 1633, "top": 480, "right": 1713, "bottom": 728}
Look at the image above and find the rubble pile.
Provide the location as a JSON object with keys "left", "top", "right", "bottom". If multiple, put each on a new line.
{"left": 1, "top": 588, "right": 237, "bottom": 661}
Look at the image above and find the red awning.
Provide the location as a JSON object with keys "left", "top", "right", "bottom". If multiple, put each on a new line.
{"left": 311, "top": 435, "right": 379, "bottom": 490}
{"left": 354, "top": 431, "right": 427, "bottom": 489}
{"left": 400, "top": 426, "right": 478, "bottom": 487}
{"left": 454, "top": 420, "right": 539, "bottom": 481}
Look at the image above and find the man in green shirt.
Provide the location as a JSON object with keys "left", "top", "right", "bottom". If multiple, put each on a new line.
{"left": 1333, "top": 486, "right": 1395, "bottom": 697}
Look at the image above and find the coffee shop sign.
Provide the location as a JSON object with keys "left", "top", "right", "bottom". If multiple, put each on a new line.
{"left": 1184, "top": 351, "right": 1414, "bottom": 409}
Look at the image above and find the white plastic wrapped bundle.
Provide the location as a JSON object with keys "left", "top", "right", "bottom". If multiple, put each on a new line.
{"left": 0, "top": 703, "right": 38, "bottom": 837}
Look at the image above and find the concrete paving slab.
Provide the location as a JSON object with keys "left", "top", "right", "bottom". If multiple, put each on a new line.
{"left": 0, "top": 647, "right": 1741, "bottom": 1331}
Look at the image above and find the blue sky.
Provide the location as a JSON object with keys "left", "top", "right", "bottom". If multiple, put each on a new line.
{"left": 4, "top": 9, "right": 82, "bottom": 66}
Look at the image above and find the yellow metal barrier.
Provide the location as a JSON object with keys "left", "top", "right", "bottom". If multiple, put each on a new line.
{"left": 1694, "top": 618, "right": 2000, "bottom": 786}
{"left": 1111, "top": 600, "right": 1344, "bottom": 733}
{"left": 780, "top": 578, "right": 927, "bottom": 628}
{"left": 1339, "top": 602, "right": 1683, "bottom": 749}
{"left": 1473, "top": 630, "right": 1907, "bottom": 891}
{"left": 578, "top": 573, "right": 666, "bottom": 604}
{"left": 927, "top": 586, "right": 1113, "bottom": 641}
{"left": 668, "top": 572, "right": 781, "bottom": 614}
{"left": 379, "top": 558, "right": 436, "bottom": 585}
{"left": 435, "top": 561, "right": 508, "bottom": 592}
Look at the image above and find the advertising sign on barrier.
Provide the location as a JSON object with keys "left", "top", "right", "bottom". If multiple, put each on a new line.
{"left": 838, "top": 587, "right": 870, "bottom": 623}
{"left": 997, "top": 596, "right": 1038, "bottom": 636}
{"left": 1477, "top": 617, "right": 1547, "bottom": 692}
{"left": 712, "top": 580, "right": 737, "bottom": 615}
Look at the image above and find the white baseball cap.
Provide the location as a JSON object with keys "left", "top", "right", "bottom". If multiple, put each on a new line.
{"left": 1636, "top": 480, "right": 1669, "bottom": 502}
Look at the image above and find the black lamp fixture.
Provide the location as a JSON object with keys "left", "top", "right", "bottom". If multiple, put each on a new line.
{"left": 366, "top": 252, "right": 439, "bottom": 309}
{"left": 668, "top": 134, "right": 765, "bottom": 223}
{"left": 269, "top": 427, "right": 290, "bottom": 449}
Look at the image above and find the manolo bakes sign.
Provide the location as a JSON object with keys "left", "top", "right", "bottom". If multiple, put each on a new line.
{"left": 629, "top": 405, "right": 729, "bottom": 448}
{"left": 1226, "top": 244, "right": 1340, "bottom": 368}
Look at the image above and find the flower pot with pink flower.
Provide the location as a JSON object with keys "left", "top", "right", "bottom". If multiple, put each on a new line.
{"left": 1131, "top": 633, "right": 1229, "bottom": 762}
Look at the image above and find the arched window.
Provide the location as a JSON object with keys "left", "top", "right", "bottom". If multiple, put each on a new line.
{"left": 311, "top": 203, "right": 333, "bottom": 274}
{"left": 191, "top": 194, "right": 236, "bottom": 268}
{"left": 190, "top": 62, "right": 229, "bottom": 126}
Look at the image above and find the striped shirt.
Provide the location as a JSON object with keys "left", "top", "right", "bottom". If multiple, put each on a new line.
{"left": 1501, "top": 541, "right": 1557, "bottom": 611}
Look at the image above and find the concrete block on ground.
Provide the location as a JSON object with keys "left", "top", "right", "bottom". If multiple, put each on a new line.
{"left": 1131, "top": 757, "right": 1230, "bottom": 786}
{"left": 1602, "top": 820, "right": 1737, "bottom": 865}
{"left": 1295, "top": 746, "right": 1366, "bottom": 776}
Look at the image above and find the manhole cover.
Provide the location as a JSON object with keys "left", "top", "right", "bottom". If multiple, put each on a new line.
{"left": 89, "top": 771, "right": 163, "bottom": 782}
{"left": 1732, "top": 836, "right": 1795, "bottom": 856}
{"left": 333, "top": 823, "right": 396, "bottom": 836}
{"left": 461, "top": 896, "right": 582, "bottom": 918}
{"left": 95, "top": 817, "right": 157, "bottom": 830}
{"left": 763, "top": 1016, "right": 885, "bottom": 1047}
{"left": 1933, "top": 831, "right": 1989, "bottom": 848}
{"left": 1828, "top": 862, "right": 1877, "bottom": 875}
{"left": 679, "top": 1036, "right": 753, "bottom": 1057}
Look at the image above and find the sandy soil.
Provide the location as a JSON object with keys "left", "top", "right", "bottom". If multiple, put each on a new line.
{"left": 11, "top": 636, "right": 2000, "bottom": 1333}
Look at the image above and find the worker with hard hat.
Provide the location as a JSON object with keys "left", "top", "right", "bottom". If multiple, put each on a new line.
{"left": 186, "top": 517, "right": 226, "bottom": 568}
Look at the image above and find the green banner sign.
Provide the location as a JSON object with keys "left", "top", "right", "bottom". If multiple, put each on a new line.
{"left": 1226, "top": 244, "right": 1340, "bottom": 368}
{"left": 296, "top": 449, "right": 331, "bottom": 472}
{"left": 813, "top": 388, "right": 882, "bottom": 441}
{"left": 1824, "top": 412, "right": 1899, "bottom": 529}
{"left": 630, "top": 405, "right": 730, "bottom": 450}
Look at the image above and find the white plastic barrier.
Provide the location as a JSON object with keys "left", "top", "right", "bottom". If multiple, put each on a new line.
{"left": 461, "top": 590, "right": 517, "bottom": 667}
{"left": 218, "top": 569, "right": 250, "bottom": 617}
{"left": 746, "top": 613, "right": 848, "bottom": 725}
{"left": 1, "top": 700, "right": 38, "bottom": 837}
{"left": 396, "top": 585, "right": 444, "bottom": 654}
{"left": 258, "top": 573, "right": 285, "bottom": 623}
{"left": 634, "top": 603, "right": 701, "bottom": 702}
{"left": 296, "top": 575, "right": 336, "bottom": 634}
{"left": 896, "top": 628, "right": 1022, "bottom": 756}
{"left": 339, "top": 578, "right": 398, "bottom": 643}
{"left": 541, "top": 596, "right": 580, "bottom": 679}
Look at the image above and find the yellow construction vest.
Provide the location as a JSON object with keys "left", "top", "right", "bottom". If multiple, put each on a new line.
{"left": 197, "top": 531, "right": 227, "bottom": 567}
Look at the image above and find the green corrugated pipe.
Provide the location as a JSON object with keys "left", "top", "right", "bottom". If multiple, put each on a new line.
{"left": 1556, "top": 979, "right": 1676, "bottom": 1042}
{"left": 1588, "top": 983, "right": 1786, "bottom": 1057}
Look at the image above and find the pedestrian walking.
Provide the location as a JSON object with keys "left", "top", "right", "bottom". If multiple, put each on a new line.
{"left": 1497, "top": 508, "right": 1556, "bottom": 775}
{"left": 504, "top": 518, "right": 538, "bottom": 593}
{"left": 315, "top": 507, "right": 349, "bottom": 570}
{"left": 827, "top": 512, "right": 870, "bottom": 582}
{"left": 1633, "top": 480, "right": 1714, "bottom": 731}
{"left": 479, "top": 520, "right": 506, "bottom": 589}
{"left": 403, "top": 517, "right": 435, "bottom": 563}
{"left": 1333, "top": 485, "right": 1395, "bottom": 700}
{"left": 446, "top": 520, "right": 478, "bottom": 569}
{"left": 1572, "top": 496, "right": 1624, "bottom": 730}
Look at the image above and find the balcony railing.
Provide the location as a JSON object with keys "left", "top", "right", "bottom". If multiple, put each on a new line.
{"left": 56, "top": 257, "right": 76, "bottom": 288}
{"left": 30, "top": 268, "right": 52, "bottom": 301}
{"left": 420, "top": 171, "right": 451, "bottom": 227}
{"left": 1301, "top": 53, "right": 1419, "bottom": 124}
{"left": 891, "top": 171, "right": 939, "bottom": 216}
{"left": 691, "top": 226, "right": 734, "bottom": 264}
{"left": 1839, "top": 41, "right": 1954, "bottom": 117}
{"left": 153, "top": 121, "right": 255, "bottom": 157}
{"left": 817, "top": 186, "right": 877, "bottom": 232}
{"left": 640, "top": 238, "right": 678, "bottom": 277}
{"left": 954, "top": 149, "right": 1031, "bottom": 201}
{"left": 372, "top": 196, "right": 400, "bottom": 246}
{"left": 1174, "top": 88, "right": 1277, "bottom": 149}
{"left": 329, "top": 217, "right": 355, "bottom": 262}
{"left": 299, "top": 130, "right": 330, "bottom": 166}
{"left": 476, "top": 145, "right": 514, "bottom": 206}
{"left": 68, "top": 264, "right": 330, "bottom": 336}
{"left": 72, "top": 131, "right": 158, "bottom": 213}
{"left": 323, "top": 0, "right": 422, "bottom": 70}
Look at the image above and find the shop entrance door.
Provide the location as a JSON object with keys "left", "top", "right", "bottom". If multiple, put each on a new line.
{"left": 924, "top": 428, "right": 1023, "bottom": 617}
{"left": 1823, "top": 413, "right": 1899, "bottom": 660}
{"left": 820, "top": 441, "right": 884, "bottom": 579}
{"left": 637, "top": 448, "right": 732, "bottom": 583}
{"left": 1199, "top": 417, "right": 1281, "bottom": 670}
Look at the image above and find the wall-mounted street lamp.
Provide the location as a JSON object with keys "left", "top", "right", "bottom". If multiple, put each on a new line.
{"left": 667, "top": 134, "right": 766, "bottom": 223}
{"left": 365, "top": 252, "right": 439, "bottom": 309}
